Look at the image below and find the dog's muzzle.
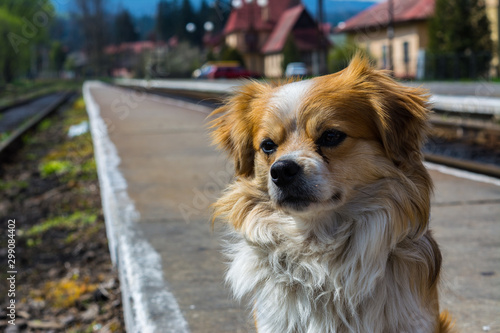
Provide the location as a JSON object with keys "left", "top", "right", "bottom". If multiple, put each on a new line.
{"left": 270, "top": 159, "right": 315, "bottom": 210}
{"left": 270, "top": 160, "right": 301, "bottom": 187}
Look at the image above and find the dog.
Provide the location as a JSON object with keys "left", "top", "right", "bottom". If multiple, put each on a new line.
{"left": 210, "top": 55, "right": 453, "bottom": 333}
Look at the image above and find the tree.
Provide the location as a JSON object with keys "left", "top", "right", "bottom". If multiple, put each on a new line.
{"left": 0, "top": 0, "right": 54, "bottom": 83}
{"left": 74, "top": 0, "right": 110, "bottom": 76}
{"left": 114, "top": 9, "right": 138, "bottom": 44}
{"left": 177, "top": 0, "right": 196, "bottom": 43}
{"left": 50, "top": 41, "right": 67, "bottom": 72}
{"left": 207, "top": 0, "right": 230, "bottom": 34}
{"left": 156, "top": 0, "right": 179, "bottom": 42}
{"left": 428, "top": 0, "right": 492, "bottom": 78}
{"left": 282, "top": 35, "right": 301, "bottom": 71}
{"left": 469, "top": 0, "right": 493, "bottom": 55}
{"left": 0, "top": 9, "right": 25, "bottom": 83}
{"left": 219, "top": 45, "right": 244, "bottom": 65}
{"left": 328, "top": 40, "right": 374, "bottom": 73}
{"left": 206, "top": 49, "right": 216, "bottom": 62}
{"left": 149, "top": 42, "right": 202, "bottom": 78}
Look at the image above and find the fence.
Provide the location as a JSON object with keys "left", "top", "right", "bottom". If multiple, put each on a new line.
{"left": 422, "top": 51, "right": 493, "bottom": 80}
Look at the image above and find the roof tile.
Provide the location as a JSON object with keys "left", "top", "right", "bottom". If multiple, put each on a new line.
{"left": 339, "top": 0, "right": 434, "bottom": 32}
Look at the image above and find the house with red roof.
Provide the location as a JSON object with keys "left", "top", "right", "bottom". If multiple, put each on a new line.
{"left": 223, "top": 0, "right": 329, "bottom": 77}
{"left": 338, "top": 0, "right": 435, "bottom": 78}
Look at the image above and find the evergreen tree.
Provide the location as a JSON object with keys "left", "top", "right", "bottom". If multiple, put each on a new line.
{"left": 177, "top": 0, "right": 195, "bottom": 42}
{"left": 156, "top": 0, "right": 179, "bottom": 42}
{"left": 74, "top": 0, "right": 110, "bottom": 76}
{"left": 155, "top": 0, "right": 229, "bottom": 47}
{"left": 114, "top": 9, "right": 139, "bottom": 44}
{"left": 205, "top": 0, "right": 230, "bottom": 34}
{"left": 428, "top": 0, "right": 492, "bottom": 77}
{"left": 282, "top": 35, "right": 301, "bottom": 71}
{"left": 469, "top": 0, "right": 492, "bottom": 54}
{"left": 199, "top": 0, "right": 210, "bottom": 27}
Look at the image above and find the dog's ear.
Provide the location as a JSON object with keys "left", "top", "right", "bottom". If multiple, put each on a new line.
{"left": 374, "top": 81, "right": 429, "bottom": 168}
{"left": 356, "top": 63, "right": 430, "bottom": 169}
{"left": 343, "top": 56, "right": 430, "bottom": 169}
{"left": 348, "top": 58, "right": 432, "bottom": 232}
{"left": 209, "top": 81, "right": 267, "bottom": 177}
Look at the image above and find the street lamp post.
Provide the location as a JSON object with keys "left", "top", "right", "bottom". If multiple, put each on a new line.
{"left": 387, "top": 0, "right": 394, "bottom": 74}
{"left": 315, "top": 0, "right": 326, "bottom": 76}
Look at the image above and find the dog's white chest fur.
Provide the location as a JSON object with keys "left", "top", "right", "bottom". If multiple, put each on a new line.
{"left": 225, "top": 215, "right": 435, "bottom": 333}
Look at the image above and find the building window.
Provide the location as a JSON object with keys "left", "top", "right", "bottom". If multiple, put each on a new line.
{"left": 403, "top": 41, "right": 410, "bottom": 64}
{"left": 403, "top": 41, "right": 410, "bottom": 77}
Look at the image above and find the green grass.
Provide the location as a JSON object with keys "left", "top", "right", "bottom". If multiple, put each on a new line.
{"left": 39, "top": 160, "right": 75, "bottom": 178}
{"left": 37, "top": 96, "right": 97, "bottom": 182}
{"left": 37, "top": 118, "right": 53, "bottom": 131}
{"left": 0, "top": 131, "right": 10, "bottom": 142}
{"left": 24, "top": 211, "right": 98, "bottom": 238}
{"left": 0, "top": 179, "right": 29, "bottom": 191}
{"left": 13, "top": 93, "right": 102, "bottom": 250}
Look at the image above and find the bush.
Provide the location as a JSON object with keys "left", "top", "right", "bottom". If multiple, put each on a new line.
{"left": 282, "top": 35, "right": 301, "bottom": 71}
{"left": 328, "top": 41, "right": 374, "bottom": 73}
{"left": 219, "top": 45, "right": 245, "bottom": 66}
{"left": 149, "top": 42, "right": 203, "bottom": 78}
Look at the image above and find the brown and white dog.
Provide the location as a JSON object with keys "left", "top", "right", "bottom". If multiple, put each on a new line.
{"left": 210, "top": 56, "right": 453, "bottom": 333}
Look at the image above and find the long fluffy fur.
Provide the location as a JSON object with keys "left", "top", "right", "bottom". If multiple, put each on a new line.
{"left": 210, "top": 55, "right": 453, "bottom": 333}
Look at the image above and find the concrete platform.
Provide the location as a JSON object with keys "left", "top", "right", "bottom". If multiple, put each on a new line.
{"left": 84, "top": 82, "right": 500, "bottom": 333}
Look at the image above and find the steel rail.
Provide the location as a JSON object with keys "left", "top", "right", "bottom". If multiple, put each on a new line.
{"left": 0, "top": 92, "right": 75, "bottom": 159}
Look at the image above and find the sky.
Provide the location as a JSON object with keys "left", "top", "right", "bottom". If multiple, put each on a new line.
{"left": 53, "top": 0, "right": 380, "bottom": 19}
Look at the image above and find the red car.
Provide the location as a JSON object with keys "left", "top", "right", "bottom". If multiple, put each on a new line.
{"left": 207, "top": 66, "right": 260, "bottom": 79}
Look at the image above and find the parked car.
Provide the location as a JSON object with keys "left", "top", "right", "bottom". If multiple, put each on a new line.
{"left": 285, "top": 62, "right": 308, "bottom": 77}
{"left": 192, "top": 61, "right": 241, "bottom": 79}
{"left": 193, "top": 62, "right": 260, "bottom": 79}
{"left": 207, "top": 66, "right": 260, "bottom": 79}
{"left": 192, "top": 65, "right": 215, "bottom": 79}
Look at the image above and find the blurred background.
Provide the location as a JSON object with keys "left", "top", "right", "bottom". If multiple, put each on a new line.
{"left": 0, "top": 0, "right": 497, "bottom": 84}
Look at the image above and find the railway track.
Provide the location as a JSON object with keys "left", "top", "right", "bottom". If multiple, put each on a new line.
{"left": 0, "top": 91, "right": 75, "bottom": 160}
{"left": 425, "top": 114, "right": 500, "bottom": 178}
{"left": 117, "top": 84, "right": 500, "bottom": 179}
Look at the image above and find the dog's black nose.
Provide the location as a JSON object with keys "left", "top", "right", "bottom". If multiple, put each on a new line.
{"left": 271, "top": 160, "right": 301, "bottom": 186}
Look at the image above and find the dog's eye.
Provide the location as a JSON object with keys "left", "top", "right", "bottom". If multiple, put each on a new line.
{"left": 317, "top": 130, "right": 347, "bottom": 147}
{"left": 260, "top": 139, "right": 278, "bottom": 154}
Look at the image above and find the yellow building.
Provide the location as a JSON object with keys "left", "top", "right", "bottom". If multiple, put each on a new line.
{"left": 338, "top": 0, "right": 434, "bottom": 79}
{"left": 339, "top": 0, "right": 500, "bottom": 78}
